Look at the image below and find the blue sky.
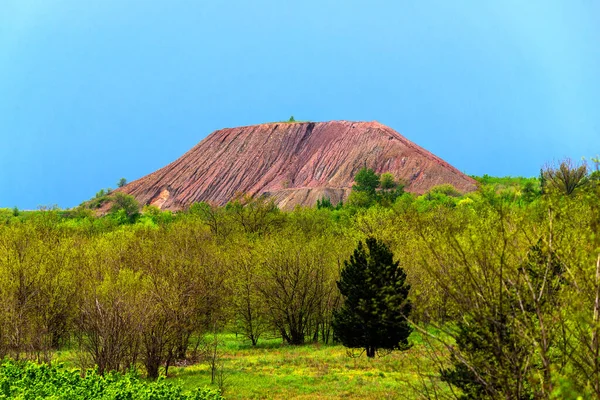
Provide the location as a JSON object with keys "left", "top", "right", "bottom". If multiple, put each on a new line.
{"left": 1, "top": 0, "right": 599, "bottom": 209}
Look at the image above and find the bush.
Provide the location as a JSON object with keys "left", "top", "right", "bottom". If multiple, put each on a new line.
{"left": 109, "top": 193, "right": 140, "bottom": 223}
{"left": 0, "top": 360, "right": 224, "bottom": 399}
{"left": 380, "top": 172, "right": 396, "bottom": 190}
{"left": 429, "top": 184, "right": 461, "bottom": 197}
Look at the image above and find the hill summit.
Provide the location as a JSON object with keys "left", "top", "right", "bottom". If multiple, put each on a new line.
{"left": 117, "top": 121, "right": 476, "bottom": 210}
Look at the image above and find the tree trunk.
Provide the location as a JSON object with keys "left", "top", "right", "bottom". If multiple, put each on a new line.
{"left": 366, "top": 346, "right": 376, "bottom": 358}
{"left": 164, "top": 350, "right": 172, "bottom": 377}
{"left": 289, "top": 328, "right": 305, "bottom": 345}
{"left": 146, "top": 359, "right": 160, "bottom": 380}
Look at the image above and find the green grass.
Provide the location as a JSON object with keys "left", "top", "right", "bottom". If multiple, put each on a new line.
{"left": 52, "top": 332, "right": 450, "bottom": 399}
{"left": 472, "top": 174, "right": 539, "bottom": 187}
{"left": 168, "top": 333, "right": 448, "bottom": 399}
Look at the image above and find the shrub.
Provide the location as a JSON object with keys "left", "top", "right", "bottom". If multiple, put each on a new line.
{"left": 380, "top": 172, "right": 397, "bottom": 190}
{"left": 429, "top": 184, "right": 461, "bottom": 197}
{"left": 109, "top": 193, "right": 140, "bottom": 223}
{"left": 0, "top": 360, "right": 224, "bottom": 399}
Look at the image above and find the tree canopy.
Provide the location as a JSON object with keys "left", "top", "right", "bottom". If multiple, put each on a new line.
{"left": 352, "top": 167, "right": 380, "bottom": 195}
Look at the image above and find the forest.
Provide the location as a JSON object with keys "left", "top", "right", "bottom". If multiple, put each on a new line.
{"left": 0, "top": 158, "right": 598, "bottom": 399}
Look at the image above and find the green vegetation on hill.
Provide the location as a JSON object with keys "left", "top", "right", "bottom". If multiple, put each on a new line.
{"left": 265, "top": 116, "right": 311, "bottom": 124}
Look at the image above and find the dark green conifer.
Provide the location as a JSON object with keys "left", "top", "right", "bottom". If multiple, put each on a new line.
{"left": 352, "top": 167, "right": 380, "bottom": 196}
{"left": 333, "top": 237, "right": 412, "bottom": 357}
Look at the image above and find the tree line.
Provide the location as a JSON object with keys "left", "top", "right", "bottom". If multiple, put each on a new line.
{"left": 0, "top": 158, "right": 599, "bottom": 398}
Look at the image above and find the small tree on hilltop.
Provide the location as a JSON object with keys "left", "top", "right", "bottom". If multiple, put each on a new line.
{"left": 333, "top": 237, "right": 412, "bottom": 358}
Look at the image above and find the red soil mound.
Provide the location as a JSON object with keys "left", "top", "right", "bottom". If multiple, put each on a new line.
{"left": 117, "top": 121, "right": 476, "bottom": 210}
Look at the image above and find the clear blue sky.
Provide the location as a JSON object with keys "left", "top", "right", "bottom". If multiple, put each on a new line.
{"left": 1, "top": 0, "right": 599, "bottom": 209}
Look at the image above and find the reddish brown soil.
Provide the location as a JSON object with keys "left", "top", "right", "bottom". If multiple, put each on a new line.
{"left": 116, "top": 121, "right": 476, "bottom": 210}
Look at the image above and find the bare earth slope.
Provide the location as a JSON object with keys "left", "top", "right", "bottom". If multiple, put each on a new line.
{"left": 117, "top": 121, "right": 476, "bottom": 210}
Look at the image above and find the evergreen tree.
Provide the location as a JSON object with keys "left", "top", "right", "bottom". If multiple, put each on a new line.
{"left": 441, "top": 313, "right": 532, "bottom": 400}
{"left": 333, "top": 237, "right": 412, "bottom": 357}
{"left": 441, "top": 241, "right": 564, "bottom": 399}
{"left": 316, "top": 196, "right": 333, "bottom": 209}
{"left": 380, "top": 172, "right": 396, "bottom": 190}
{"left": 352, "top": 167, "right": 380, "bottom": 196}
{"left": 539, "top": 168, "right": 547, "bottom": 195}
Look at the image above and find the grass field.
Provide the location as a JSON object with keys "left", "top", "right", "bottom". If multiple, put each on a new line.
{"left": 53, "top": 332, "right": 449, "bottom": 399}
{"left": 169, "top": 333, "right": 447, "bottom": 399}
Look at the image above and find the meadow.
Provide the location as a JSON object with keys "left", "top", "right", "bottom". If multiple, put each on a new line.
{"left": 52, "top": 332, "right": 447, "bottom": 399}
